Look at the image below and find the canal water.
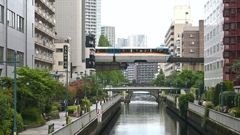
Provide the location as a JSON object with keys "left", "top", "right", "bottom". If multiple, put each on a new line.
{"left": 100, "top": 92, "right": 203, "bottom": 135}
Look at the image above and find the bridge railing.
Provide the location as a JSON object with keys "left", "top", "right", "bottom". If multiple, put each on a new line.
{"left": 102, "top": 95, "right": 121, "bottom": 113}
{"left": 209, "top": 109, "right": 240, "bottom": 132}
{"left": 188, "top": 102, "right": 205, "bottom": 116}
{"left": 49, "top": 109, "right": 97, "bottom": 135}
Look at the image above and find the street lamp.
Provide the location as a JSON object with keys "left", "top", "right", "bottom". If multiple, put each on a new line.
{"left": 176, "top": 82, "right": 178, "bottom": 94}
{"left": 96, "top": 72, "right": 98, "bottom": 113}
{"left": 170, "top": 83, "right": 172, "bottom": 94}
{"left": 84, "top": 70, "right": 87, "bottom": 113}
{"left": 198, "top": 82, "right": 201, "bottom": 105}
{"left": 221, "top": 82, "right": 223, "bottom": 107}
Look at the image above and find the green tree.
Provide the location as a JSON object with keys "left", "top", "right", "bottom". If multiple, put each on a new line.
{"left": 98, "top": 34, "right": 111, "bottom": 47}
{"left": 231, "top": 59, "right": 240, "bottom": 81}
{"left": 153, "top": 69, "right": 165, "bottom": 86}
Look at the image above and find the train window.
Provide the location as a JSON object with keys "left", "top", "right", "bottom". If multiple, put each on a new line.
{"left": 152, "top": 49, "right": 157, "bottom": 52}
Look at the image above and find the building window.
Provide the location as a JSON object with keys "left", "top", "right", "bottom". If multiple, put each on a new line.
{"left": 190, "top": 49, "right": 194, "bottom": 53}
{"left": 17, "top": 51, "right": 24, "bottom": 67}
{"left": 0, "top": 47, "right": 3, "bottom": 64}
{"left": 0, "top": 5, "right": 3, "bottom": 23}
{"left": 221, "top": 60, "right": 223, "bottom": 68}
{"left": 17, "top": 15, "right": 24, "bottom": 32}
{"left": 217, "top": 43, "right": 219, "bottom": 51}
{"left": 190, "top": 42, "right": 195, "bottom": 45}
{"left": 217, "top": 61, "right": 219, "bottom": 69}
{"left": 190, "top": 34, "right": 194, "bottom": 38}
{"left": 58, "top": 61, "right": 63, "bottom": 66}
{"left": 7, "top": 10, "right": 15, "bottom": 28}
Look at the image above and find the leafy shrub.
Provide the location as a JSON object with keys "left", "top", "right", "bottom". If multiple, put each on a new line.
{"left": 21, "top": 108, "right": 45, "bottom": 126}
{"left": 51, "top": 105, "right": 58, "bottom": 111}
{"left": 214, "top": 105, "right": 222, "bottom": 112}
{"left": 52, "top": 102, "right": 61, "bottom": 110}
{"left": 49, "top": 112, "right": 60, "bottom": 119}
{"left": 222, "top": 91, "right": 236, "bottom": 108}
{"left": 178, "top": 93, "right": 194, "bottom": 117}
{"left": 201, "top": 103, "right": 214, "bottom": 127}
{"left": 234, "top": 94, "right": 240, "bottom": 107}
{"left": 228, "top": 107, "right": 240, "bottom": 118}
{"left": 45, "top": 102, "right": 52, "bottom": 114}
{"left": 68, "top": 106, "right": 75, "bottom": 114}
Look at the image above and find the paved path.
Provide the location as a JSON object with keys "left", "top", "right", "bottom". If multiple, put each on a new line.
{"left": 19, "top": 104, "right": 96, "bottom": 135}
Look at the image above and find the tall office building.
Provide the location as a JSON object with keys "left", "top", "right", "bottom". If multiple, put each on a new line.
{"left": 124, "top": 63, "right": 137, "bottom": 82}
{"left": 204, "top": 0, "right": 224, "bottom": 88}
{"left": 35, "top": 0, "right": 56, "bottom": 69}
{"left": 85, "top": 0, "right": 101, "bottom": 38}
{"left": 96, "top": 0, "right": 101, "bottom": 44}
{"left": 128, "top": 34, "right": 147, "bottom": 47}
{"left": 137, "top": 63, "right": 158, "bottom": 84}
{"left": 117, "top": 38, "right": 128, "bottom": 47}
{"left": 54, "top": 0, "right": 87, "bottom": 77}
{"left": 101, "top": 26, "right": 115, "bottom": 46}
{"left": 222, "top": 0, "right": 240, "bottom": 86}
{"left": 163, "top": 5, "right": 191, "bottom": 77}
{"left": 180, "top": 20, "right": 204, "bottom": 71}
{"left": 0, "top": 0, "right": 34, "bottom": 77}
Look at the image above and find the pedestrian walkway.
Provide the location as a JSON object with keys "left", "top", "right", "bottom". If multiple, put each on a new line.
{"left": 19, "top": 104, "right": 96, "bottom": 135}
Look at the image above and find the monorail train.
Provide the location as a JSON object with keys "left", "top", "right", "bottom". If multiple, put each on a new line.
{"left": 95, "top": 46, "right": 170, "bottom": 55}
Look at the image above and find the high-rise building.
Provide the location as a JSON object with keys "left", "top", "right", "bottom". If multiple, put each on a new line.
{"left": 163, "top": 5, "right": 192, "bottom": 77}
{"left": 96, "top": 0, "right": 101, "bottom": 44}
{"left": 117, "top": 38, "right": 128, "bottom": 47}
{"left": 179, "top": 20, "right": 204, "bottom": 72}
{"left": 124, "top": 63, "right": 137, "bottom": 82}
{"left": 137, "top": 63, "right": 158, "bottom": 84}
{"left": 222, "top": 0, "right": 240, "bottom": 86}
{"left": 54, "top": 0, "right": 88, "bottom": 78}
{"left": 204, "top": 0, "right": 224, "bottom": 88}
{"left": 128, "top": 34, "right": 147, "bottom": 47}
{"left": 35, "top": 0, "right": 56, "bottom": 70}
{"left": 0, "top": 0, "right": 35, "bottom": 77}
{"left": 101, "top": 26, "right": 115, "bottom": 46}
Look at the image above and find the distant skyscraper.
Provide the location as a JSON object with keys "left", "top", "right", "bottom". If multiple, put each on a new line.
{"left": 85, "top": 0, "right": 101, "bottom": 44}
{"left": 137, "top": 63, "right": 158, "bottom": 84}
{"left": 117, "top": 38, "right": 128, "bottom": 47}
{"left": 128, "top": 34, "right": 147, "bottom": 47}
{"left": 96, "top": 0, "right": 101, "bottom": 44}
{"left": 55, "top": 0, "right": 87, "bottom": 75}
{"left": 101, "top": 26, "right": 115, "bottom": 46}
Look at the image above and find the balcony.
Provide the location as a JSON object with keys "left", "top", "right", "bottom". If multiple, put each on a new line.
{"left": 224, "top": 16, "right": 240, "bottom": 23}
{"left": 39, "top": 0, "right": 56, "bottom": 14}
{"left": 35, "top": 22, "right": 55, "bottom": 38}
{"left": 223, "top": 0, "right": 240, "bottom": 8}
{"left": 224, "top": 30, "right": 240, "bottom": 37}
{"left": 35, "top": 37, "right": 55, "bottom": 51}
{"left": 35, "top": 7, "right": 55, "bottom": 26}
{"left": 35, "top": 53, "right": 54, "bottom": 64}
{"left": 224, "top": 58, "right": 233, "bottom": 65}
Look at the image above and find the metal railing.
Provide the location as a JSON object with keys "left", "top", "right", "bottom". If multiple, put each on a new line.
{"left": 188, "top": 102, "right": 205, "bottom": 116}
{"left": 102, "top": 95, "right": 121, "bottom": 113}
{"left": 209, "top": 109, "right": 240, "bottom": 132}
{"left": 49, "top": 95, "right": 121, "bottom": 135}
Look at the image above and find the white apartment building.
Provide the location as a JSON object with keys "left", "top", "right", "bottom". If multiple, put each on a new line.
{"left": 101, "top": 26, "right": 115, "bottom": 46}
{"left": 117, "top": 38, "right": 128, "bottom": 47}
{"left": 204, "top": 0, "right": 224, "bottom": 88}
{"left": 35, "top": 0, "right": 56, "bottom": 70}
{"left": 163, "top": 5, "right": 192, "bottom": 77}
{"left": 128, "top": 34, "right": 147, "bottom": 47}
{"left": 54, "top": 0, "right": 89, "bottom": 76}
{"left": 0, "top": 0, "right": 34, "bottom": 77}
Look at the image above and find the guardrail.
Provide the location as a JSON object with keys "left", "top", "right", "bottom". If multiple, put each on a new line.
{"left": 49, "top": 110, "right": 97, "bottom": 135}
{"left": 209, "top": 109, "right": 240, "bottom": 132}
{"left": 49, "top": 95, "right": 121, "bottom": 135}
{"left": 188, "top": 102, "right": 205, "bottom": 116}
{"left": 102, "top": 95, "right": 121, "bottom": 113}
{"left": 167, "top": 95, "right": 175, "bottom": 103}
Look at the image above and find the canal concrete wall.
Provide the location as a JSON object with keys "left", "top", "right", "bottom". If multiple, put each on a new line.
{"left": 166, "top": 96, "right": 240, "bottom": 135}
{"left": 49, "top": 95, "right": 121, "bottom": 135}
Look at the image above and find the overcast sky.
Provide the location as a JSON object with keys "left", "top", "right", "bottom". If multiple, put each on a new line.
{"left": 101, "top": 0, "right": 204, "bottom": 47}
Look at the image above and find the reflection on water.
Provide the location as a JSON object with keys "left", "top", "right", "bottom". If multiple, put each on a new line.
{"left": 100, "top": 92, "right": 202, "bottom": 135}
